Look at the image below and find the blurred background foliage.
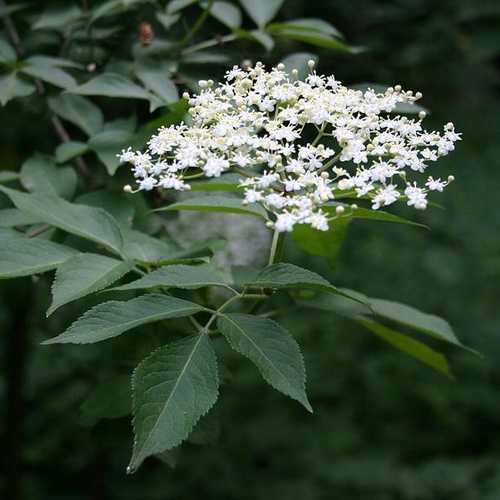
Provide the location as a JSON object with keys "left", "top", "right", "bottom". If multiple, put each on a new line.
{"left": 1, "top": 0, "right": 500, "bottom": 499}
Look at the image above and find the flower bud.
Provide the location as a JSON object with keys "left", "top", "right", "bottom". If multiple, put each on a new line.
{"left": 419, "top": 111, "right": 427, "bottom": 120}
{"left": 123, "top": 185, "right": 133, "bottom": 193}
{"left": 335, "top": 205, "right": 345, "bottom": 215}
{"left": 277, "top": 63, "right": 285, "bottom": 71}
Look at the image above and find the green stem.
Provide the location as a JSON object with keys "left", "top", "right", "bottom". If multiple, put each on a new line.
{"left": 180, "top": 0, "right": 215, "bottom": 48}
{"left": 182, "top": 33, "right": 237, "bottom": 55}
{"left": 268, "top": 229, "right": 284, "bottom": 266}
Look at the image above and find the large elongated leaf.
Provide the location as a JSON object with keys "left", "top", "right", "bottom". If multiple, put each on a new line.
{"left": 114, "top": 264, "right": 227, "bottom": 292}
{"left": 359, "top": 319, "right": 452, "bottom": 377}
{"left": 20, "top": 154, "right": 77, "bottom": 199}
{"left": 55, "top": 141, "right": 89, "bottom": 164}
{"left": 43, "top": 294, "right": 205, "bottom": 344}
{"left": 88, "top": 128, "right": 133, "bottom": 175}
{"left": 0, "top": 233, "right": 78, "bottom": 278}
{"left": 32, "top": 3, "right": 83, "bottom": 30}
{"left": 157, "top": 195, "right": 267, "bottom": 218}
{"left": 21, "top": 58, "right": 77, "bottom": 89}
{"left": 0, "top": 208, "right": 41, "bottom": 227}
{"left": 217, "top": 313, "right": 311, "bottom": 412}
{"left": 239, "top": 0, "right": 284, "bottom": 27}
{"left": 70, "top": 73, "right": 150, "bottom": 100}
{"left": 0, "top": 38, "right": 16, "bottom": 63}
{"left": 244, "top": 263, "right": 339, "bottom": 294}
{"left": 0, "top": 187, "right": 123, "bottom": 255}
{"left": 48, "top": 253, "right": 134, "bottom": 315}
{"left": 129, "top": 334, "right": 219, "bottom": 472}
{"left": 369, "top": 298, "right": 468, "bottom": 350}
{"left": 48, "top": 94, "right": 104, "bottom": 136}
{"left": 208, "top": 1, "right": 242, "bottom": 28}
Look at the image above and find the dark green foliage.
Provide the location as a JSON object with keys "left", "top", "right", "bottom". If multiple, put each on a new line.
{"left": 0, "top": 0, "right": 498, "bottom": 499}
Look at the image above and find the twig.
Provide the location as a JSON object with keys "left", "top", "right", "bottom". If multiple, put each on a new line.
{"left": 0, "top": 0, "right": 91, "bottom": 179}
{"left": 180, "top": 0, "right": 215, "bottom": 48}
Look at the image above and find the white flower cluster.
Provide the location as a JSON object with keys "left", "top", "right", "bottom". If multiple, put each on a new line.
{"left": 120, "top": 61, "right": 460, "bottom": 232}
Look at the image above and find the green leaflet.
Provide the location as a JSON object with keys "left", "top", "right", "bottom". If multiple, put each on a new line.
{"left": 0, "top": 187, "right": 123, "bottom": 255}
{"left": 48, "top": 253, "right": 134, "bottom": 316}
{"left": 0, "top": 231, "right": 78, "bottom": 278}
{"left": 217, "top": 313, "right": 312, "bottom": 412}
{"left": 359, "top": 319, "right": 452, "bottom": 377}
{"left": 157, "top": 195, "right": 268, "bottom": 218}
{"left": 129, "top": 334, "right": 219, "bottom": 472}
{"left": 43, "top": 294, "right": 206, "bottom": 344}
{"left": 114, "top": 263, "right": 228, "bottom": 292}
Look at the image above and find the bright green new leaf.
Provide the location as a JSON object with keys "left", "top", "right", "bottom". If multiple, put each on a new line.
{"left": 359, "top": 319, "right": 452, "bottom": 377}
{"left": 49, "top": 94, "right": 104, "bottom": 136}
{"left": 0, "top": 187, "right": 123, "bottom": 255}
{"left": 114, "top": 263, "right": 228, "bottom": 292}
{"left": 20, "top": 154, "right": 77, "bottom": 199}
{"left": 0, "top": 232, "right": 78, "bottom": 278}
{"left": 48, "top": 253, "right": 134, "bottom": 315}
{"left": 239, "top": 0, "right": 284, "bottom": 27}
{"left": 157, "top": 195, "right": 268, "bottom": 218}
{"left": 43, "top": 294, "right": 206, "bottom": 344}
{"left": 218, "top": 313, "right": 312, "bottom": 412}
{"left": 129, "top": 334, "right": 219, "bottom": 472}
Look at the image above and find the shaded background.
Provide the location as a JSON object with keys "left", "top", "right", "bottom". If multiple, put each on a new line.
{"left": 1, "top": 0, "right": 500, "bottom": 498}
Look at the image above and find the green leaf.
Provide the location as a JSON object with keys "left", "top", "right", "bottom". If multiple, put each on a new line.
{"left": 239, "top": 0, "right": 284, "bottom": 27}
{"left": 88, "top": 128, "right": 133, "bottom": 175}
{"left": 0, "top": 38, "right": 16, "bottom": 64}
{"left": 114, "top": 263, "right": 227, "bottom": 292}
{"left": 121, "top": 229, "right": 179, "bottom": 263}
{"left": 20, "top": 154, "right": 77, "bottom": 199}
{"left": 166, "top": 0, "right": 197, "bottom": 14}
{"left": 129, "top": 334, "right": 219, "bottom": 472}
{"left": 272, "top": 28, "right": 353, "bottom": 52}
{"left": 0, "top": 3, "right": 30, "bottom": 17}
{"left": 293, "top": 218, "right": 350, "bottom": 266}
{"left": 48, "top": 94, "right": 104, "bottom": 136}
{"left": 134, "top": 60, "right": 179, "bottom": 105}
{"left": 0, "top": 72, "right": 36, "bottom": 106}
{"left": 21, "top": 57, "right": 77, "bottom": 89}
{"left": 280, "top": 52, "right": 318, "bottom": 80}
{"left": 358, "top": 319, "right": 452, "bottom": 377}
{"left": 0, "top": 187, "right": 123, "bottom": 255}
{"left": 157, "top": 195, "right": 268, "bottom": 218}
{"left": 249, "top": 30, "right": 274, "bottom": 51}
{"left": 268, "top": 18, "right": 343, "bottom": 38}
{"left": 244, "top": 262, "right": 339, "bottom": 294}
{"left": 217, "top": 313, "right": 312, "bottom": 412}
{"left": 369, "top": 298, "right": 467, "bottom": 350}
{"left": 347, "top": 205, "right": 427, "bottom": 228}
{"left": 43, "top": 294, "right": 205, "bottom": 345}
{"left": 0, "top": 171, "right": 20, "bottom": 183}
{"left": 0, "top": 232, "right": 78, "bottom": 278}
{"left": 80, "top": 374, "right": 131, "bottom": 426}
{"left": 76, "top": 190, "right": 136, "bottom": 225}
{"left": 48, "top": 253, "right": 134, "bottom": 316}
{"left": 70, "top": 73, "right": 150, "bottom": 101}
{"left": 32, "top": 4, "right": 83, "bottom": 30}
{"left": 208, "top": 1, "right": 242, "bottom": 28}
{"left": 0, "top": 208, "right": 41, "bottom": 227}
{"left": 189, "top": 174, "right": 243, "bottom": 192}
{"left": 55, "top": 141, "right": 89, "bottom": 164}
{"left": 156, "top": 12, "right": 180, "bottom": 30}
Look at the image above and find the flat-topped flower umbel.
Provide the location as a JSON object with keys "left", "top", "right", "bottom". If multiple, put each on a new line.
{"left": 119, "top": 61, "right": 460, "bottom": 232}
